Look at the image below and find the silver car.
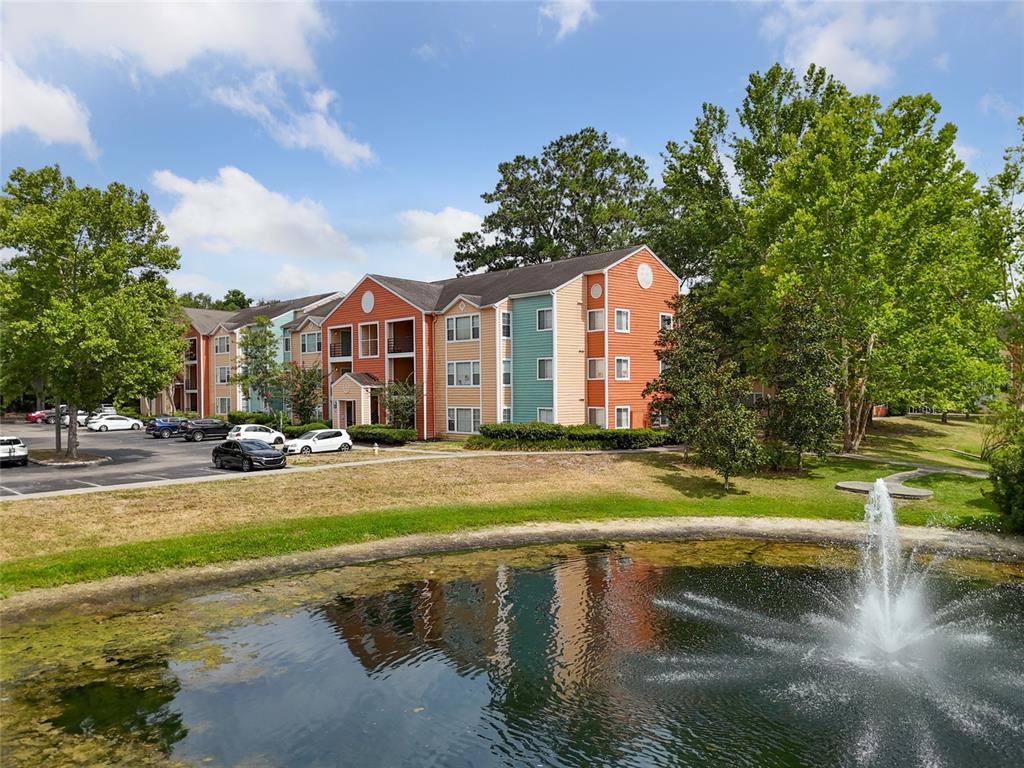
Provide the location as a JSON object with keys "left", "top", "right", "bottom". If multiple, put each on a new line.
{"left": 0, "top": 436, "right": 29, "bottom": 467}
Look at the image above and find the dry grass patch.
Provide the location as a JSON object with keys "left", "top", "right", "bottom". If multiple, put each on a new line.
{"left": 286, "top": 449, "right": 420, "bottom": 467}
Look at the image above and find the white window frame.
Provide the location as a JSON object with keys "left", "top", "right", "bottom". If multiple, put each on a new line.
{"left": 660, "top": 313, "right": 674, "bottom": 331}
{"left": 537, "top": 407, "right": 555, "bottom": 424}
{"left": 216, "top": 366, "right": 230, "bottom": 384}
{"left": 536, "top": 308, "right": 553, "bottom": 331}
{"left": 587, "top": 309, "right": 605, "bottom": 332}
{"left": 282, "top": 335, "right": 291, "bottom": 353}
{"left": 587, "top": 407, "right": 606, "bottom": 428}
{"left": 615, "top": 406, "right": 631, "bottom": 430}
{"left": 447, "top": 407, "right": 481, "bottom": 434}
{"left": 214, "top": 335, "right": 230, "bottom": 354}
{"left": 615, "top": 356, "right": 631, "bottom": 381}
{"left": 654, "top": 413, "right": 670, "bottom": 428}
{"left": 502, "top": 358, "right": 512, "bottom": 386}
{"left": 446, "top": 313, "right": 480, "bottom": 342}
{"left": 614, "top": 309, "right": 631, "bottom": 333}
{"left": 215, "top": 397, "right": 230, "bottom": 415}
{"left": 660, "top": 359, "right": 667, "bottom": 375}
{"left": 501, "top": 311, "right": 512, "bottom": 339}
{"left": 447, "top": 360, "right": 481, "bottom": 387}
{"left": 502, "top": 407, "right": 512, "bottom": 423}
{"left": 537, "top": 357, "right": 553, "bottom": 381}
{"left": 587, "top": 358, "right": 605, "bottom": 380}
{"left": 300, "top": 331, "right": 322, "bottom": 354}
{"left": 359, "top": 322, "right": 379, "bottom": 358}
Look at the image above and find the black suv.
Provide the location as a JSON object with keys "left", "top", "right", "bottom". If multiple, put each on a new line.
{"left": 145, "top": 416, "right": 187, "bottom": 439}
{"left": 211, "top": 439, "right": 287, "bottom": 471}
{"left": 181, "top": 418, "right": 231, "bottom": 443}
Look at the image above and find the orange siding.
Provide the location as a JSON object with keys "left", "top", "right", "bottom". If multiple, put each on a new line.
{"left": 606, "top": 248, "right": 680, "bottom": 428}
{"left": 585, "top": 274, "right": 605, "bottom": 411}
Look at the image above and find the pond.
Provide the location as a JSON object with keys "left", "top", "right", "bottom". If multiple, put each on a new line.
{"left": 3, "top": 532, "right": 1023, "bottom": 766}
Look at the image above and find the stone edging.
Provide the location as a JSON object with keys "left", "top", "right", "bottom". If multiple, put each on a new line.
{"left": 27, "top": 454, "right": 112, "bottom": 468}
{"left": 2, "top": 516, "right": 1021, "bottom": 626}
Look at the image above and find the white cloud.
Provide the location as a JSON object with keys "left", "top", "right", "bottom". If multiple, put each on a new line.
{"left": 540, "top": 1, "right": 598, "bottom": 40}
{"left": 932, "top": 52, "right": 950, "bottom": 72}
{"left": 0, "top": 57, "right": 98, "bottom": 158}
{"left": 152, "top": 166, "right": 364, "bottom": 264}
{"left": 412, "top": 43, "right": 439, "bottom": 61}
{"left": 399, "top": 207, "right": 483, "bottom": 259}
{"left": 2, "top": 1, "right": 326, "bottom": 76}
{"left": 168, "top": 272, "right": 227, "bottom": 297}
{"left": 979, "top": 92, "right": 1019, "bottom": 120}
{"left": 953, "top": 141, "right": 981, "bottom": 166}
{"left": 211, "top": 73, "right": 374, "bottom": 167}
{"left": 272, "top": 263, "right": 358, "bottom": 296}
{"left": 760, "top": 2, "right": 934, "bottom": 90}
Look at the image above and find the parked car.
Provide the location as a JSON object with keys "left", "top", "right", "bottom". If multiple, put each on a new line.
{"left": 87, "top": 415, "right": 143, "bottom": 432}
{"left": 145, "top": 416, "right": 187, "bottom": 439}
{"left": 60, "top": 411, "right": 90, "bottom": 427}
{"left": 285, "top": 428, "right": 353, "bottom": 455}
{"left": 211, "top": 439, "right": 287, "bottom": 472}
{"left": 0, "top": 436, "right": 29, "bottom": 467}
{"left": 25, "top": 409, "right": 53, "bottom": 423}
{"left": 180, "top": 418, "right": 231, "bottom": 443}
{"left": 227, "top": 424, "right": 286, "bottom": 447}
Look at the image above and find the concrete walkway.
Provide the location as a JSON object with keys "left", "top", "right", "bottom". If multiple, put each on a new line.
{"left": 834, "top": 453, "right": 988, "bottom": 500}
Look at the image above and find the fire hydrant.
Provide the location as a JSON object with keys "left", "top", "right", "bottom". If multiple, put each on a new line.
{"left": 373, "top": 442, "right": 379, "bottom": 456}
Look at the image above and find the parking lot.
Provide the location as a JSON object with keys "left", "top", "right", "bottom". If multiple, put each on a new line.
{"left": 0, "top": 421, "right": 240, "bottom": 497}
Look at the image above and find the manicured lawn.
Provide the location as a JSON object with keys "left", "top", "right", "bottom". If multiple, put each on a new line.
{"left": 857, "top": 415, "right": 989, "bottom": 469}
{"left": 0, "top": 452, "right": 1000, "bottom": 597}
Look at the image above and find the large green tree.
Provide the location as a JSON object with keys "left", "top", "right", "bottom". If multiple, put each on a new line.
{"left": 0, "top": 166, "right": 184, "bottom": 457}
{"left": 279, "top": 362, "right": 324, "bottom": 424}
{"left": 453, "top": 128, "right": 651, "bottom": 274}
{"left": 234, "top": 316, "right": 281, "bottom": 411}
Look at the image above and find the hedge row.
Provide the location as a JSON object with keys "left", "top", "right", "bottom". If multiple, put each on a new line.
{"left": 282, "top": 421, "right": 329, "bottom": 439}
{"left": 227, "top": 410, "right": 278, "bottom": 426}
{"left": 476, "top": 422, "right": 668, "bottom": 450}
{"left": 347, "top": 425, "right": 416, "bottom": 445}
{"left": 465, "top": 436, "right": 607, "bottom": 452}
{"left": 990, "top": 444, "right": 1024, "bottom": 532}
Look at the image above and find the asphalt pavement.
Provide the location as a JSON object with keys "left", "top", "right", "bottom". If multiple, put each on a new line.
{"left": 0, "top": 420, "right": 237, "bottom": 497}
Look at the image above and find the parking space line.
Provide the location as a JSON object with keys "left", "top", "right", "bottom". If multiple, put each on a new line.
{"left": 0, "top": 485, "right": 23, "bottom": 495}
{"left": 130, "top": 473, "right": 169, "bottom": 480}
{"left": 72, "top": 479, "right": 101, "bottom": 487}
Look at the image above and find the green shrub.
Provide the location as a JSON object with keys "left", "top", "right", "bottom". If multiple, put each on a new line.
{"left": 990, "top": 444, "right": 1024, "bottom": 532}
{"left": 471, "top": 423, "right": 667, "bottom": 451}
{"left": 600, "top": 428, "right": 668, "bottom": 449}
{"left": 283, "top": 422, "right": 329, "bottom": 439}
{"left": 465, "top": 436, "right": 606, "bottom": 451}
{"left": 227, "top": 410, "right": 275, "bottom": 426}
{"left": 478, "top": 422, "right": 567, "bottom": 440}
{"left": 347, "top": 425, "right": 416, "bottom": 445}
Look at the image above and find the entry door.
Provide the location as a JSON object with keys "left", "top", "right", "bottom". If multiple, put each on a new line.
{"left": 345, "top": 400, "right": 356, "bottom": 427}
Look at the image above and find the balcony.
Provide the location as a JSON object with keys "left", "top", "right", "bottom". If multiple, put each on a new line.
{"left": 185, "top": 349, "right": 197, "bottom": 361}
{"left": 387, "top": 336, "right": 414, "bottom": 354}
{"left": 329, "top": 342, "right": 352, "bottom": 358}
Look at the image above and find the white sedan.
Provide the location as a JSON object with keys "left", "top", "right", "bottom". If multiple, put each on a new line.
{"left": 1, "top": 436, "right": 29, "bottom": 466}
{"left": 60, "top": 410, "right": 90, "bottom": 427}
{"left": 227, "top": 424, "right": 286, "bottom": 446}
{"left": 87, "top": 415, "right": 143, "bottom": 432}
{"left": 285, "top": 429, "right": 353, "bottom": 455}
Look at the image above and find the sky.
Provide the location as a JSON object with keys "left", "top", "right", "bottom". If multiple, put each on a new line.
{"left": 2, "top": 1, "right": 1022, "bottom": 302}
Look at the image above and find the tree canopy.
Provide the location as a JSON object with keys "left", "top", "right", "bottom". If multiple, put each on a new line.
{"left": 178, "top": 288, "right": 256, "bottom": 311}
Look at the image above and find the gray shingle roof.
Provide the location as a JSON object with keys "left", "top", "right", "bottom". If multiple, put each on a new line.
{"left": 370, "top": 246, "right": 648, "bottom": 312}
{"left": 346, "top": 372, "right": 380, "bottom": 387}
{"left": 183, "top": 307, "right": 236, "bottom": 335}
{"left": 282, "top": 312, "right": 326, "bottom": 331}
{"left": 225, "top": 292, "right": 338, "bottom": 329}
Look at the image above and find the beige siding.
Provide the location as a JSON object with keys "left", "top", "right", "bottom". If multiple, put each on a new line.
{"left": 435, "top": 302, "right": 485, "bottom": 437}
{"left": 446, "top": 388, "right": 481, "bottom": 407}
{"left": 555, "top": 277, "right": 587, "bottom": 425}
{"left": 432, "top": 314, "right": 448, "bottom": 437}
{"left": 331, "top": 377, "right": 365, "bottom": 426}
{"left": 480, "top": 308, "right": 497, "bottom": 424}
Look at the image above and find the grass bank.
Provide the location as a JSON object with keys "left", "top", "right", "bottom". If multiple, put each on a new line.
{"left": 0, "top": 453, "right": 1000, "bottom": 597}
{"left": 858, "top": 415, "right": 988, "bottom": 469}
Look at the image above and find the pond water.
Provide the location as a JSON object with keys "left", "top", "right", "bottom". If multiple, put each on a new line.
{"left": 3, "top": 536, "right": 1024, "bottom": 766}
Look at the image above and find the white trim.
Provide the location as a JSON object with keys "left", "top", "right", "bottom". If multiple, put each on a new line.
{"left": 537, "top": 407, "right": 555, "bottom": 424}
{"left": 586, "top": 358, "right": 605, "bottom": 380}
{"left": 216, "top": 365, "right": 230, "bottom": 384}
{"left": 587, "top": 407, "right": 606, "bottom": 428}
{"left": 215, "top": 396, "right": 230, "bottom": 415}
{"left": 436, "top": 293, "right": 483, "bottom": 314}
{"left": 334, "top": 274, "right": 435, "bottom": 313}
{"left": 446, "top": 406, "right": 481, "bottom": 434}
{"left": 536, "top": 307, "right": 553, "bottom": 331}
{"left": 326, "top": 324, "right": 354, "bottom": 360}
{"left": 213, "top": 334, "right": 230, "bottom": 354}
{"left": 603, "top": 270, "right": 609, "bottom": 430}
{"left": 615, "top": 356, "right": 631, "bottom": 381}
{"left": 358, "top": 321, "right": 379, "bottom": 359}
{"left": 496, "top": 306, "right": 503, "bottom": 425}
{"left": 445, "top": 312, "right": 481, "bottom": 342}
{"left": 587, "top": 308, "right": 605, "bottom": 332}
{"left": 299, "top": 330, "right": 323, "bottom": 354}
{"left": 385, "top": 315, "right": 417, "bottom": 358}
{"left": 500, "top": 310, "right": 512, "bottom": 339}
{"left": 447, "top": 360, "right": 481, "bottom": 387}
{"left": 551, "top": 290, "right": 558, "bottom": 423}
{"left": 614, "top": 405, "right": 631, "bottom": 430}
{"left": 502, "top": 358, "right": 512, "bottom": 386}
{"left": 614, "top": 308, "right": 631, "bottom": 333}
{"left": 659, "top": 312, "right": 674, "bottom": 331}
{"left": 537, "top": 357, "right": 553, "bottom": 381}
{"left": 421, "top": 312, "right": 429, "bottom": 438}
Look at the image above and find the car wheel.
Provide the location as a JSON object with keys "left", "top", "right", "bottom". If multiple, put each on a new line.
{"left": 300, "top": 446, "right": 312, "bottom": 455}
{"left": 273, "top": 437, "right": 284, "bottom": 446}
{"left": 340, "top": 444, "right": 352, "bottom": 452}
{"left": 99, "top": 425, "right": 108, "bottom": 432}
{"left": 45, "top": 417, "right": 55, "bottom": 424}
{"left": 20, "top": 458, "right": 28, "bottom": 466}
{"left": 214, "top": 456, "right": 224, "bottom": 469}
{"left": 131, "top": 423, "right": 141, "bottom": 430}
{"left": 160, "top": 428, "right": 171, "bottom": 439}
{"left": 192, "top": 431, "right": 205, "bottom": 442}
{"left": 241, "top": 458, "right": 253, "bottom": 472}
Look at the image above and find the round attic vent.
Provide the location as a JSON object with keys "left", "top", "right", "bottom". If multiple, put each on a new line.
{"left": 361, "top": 290, "right": 375, "bottom": 313}
{"left": 590, "top": 283, "right": 602, "bottom": 300}
{"left": 637, "top": 263, "right": 653, "bottom": 290}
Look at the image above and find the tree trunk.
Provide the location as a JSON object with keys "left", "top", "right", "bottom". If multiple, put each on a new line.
{"left": 53, "top": 408, "right": 62, "bottom": 453}
{"left": 941, "top": 411, "right": 949, "bottom": 424}
{"left": 797, "top": 451, "right": 804, "bottom": 470}
{"left": 66, "top": 401, "right": 79, "bottom": 459}
{"left": 845, "top": 334, "right": 876, "bottom": 453}
{"left": 723, "top": 473, "right": 730, "bottom": 491}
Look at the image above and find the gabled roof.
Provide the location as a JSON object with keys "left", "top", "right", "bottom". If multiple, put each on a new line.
{"left": 225, "top": 292, "right": 340, "bottom": 329}
{"left": 345, "top": 371, "right": 380, "bottom": 387}
{"left": 184, "top": 307, "right": 236, "bottom": 336}
{"left": 282, "top": 312, "right": 326, "bottom": 332}
{"left": 367, "top": 275, "right": 445, "bottom": 312}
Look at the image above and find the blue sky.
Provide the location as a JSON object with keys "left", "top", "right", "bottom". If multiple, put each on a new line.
{"left": 2, "top": 1, "right": 1022, "bottom": 301}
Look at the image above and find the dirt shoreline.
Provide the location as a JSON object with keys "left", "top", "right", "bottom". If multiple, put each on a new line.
{"left": 3, "top": 515, "right": 1022, "bottom": 625}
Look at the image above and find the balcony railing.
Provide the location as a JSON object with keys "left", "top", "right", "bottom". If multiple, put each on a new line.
{"left": 329, "top": 342, "right": 352, "bottom": 358}
{"left": 387, "top": 336, "right": 414, "bottom": 354}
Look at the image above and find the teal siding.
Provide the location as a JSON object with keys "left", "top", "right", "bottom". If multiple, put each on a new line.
{"left": 511, "top": 295, "right": 553, "bottom": 422}
{"left": 251, "top": 312, "right": 293, "bottom": 412}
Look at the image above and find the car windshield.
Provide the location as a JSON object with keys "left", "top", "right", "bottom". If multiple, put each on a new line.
{"left": 239, "top": 440, "right": 270, "bottom": 451}
{"left": 297, "top": 431, "right": 320, "bottom": 440}
{"left": 1, "top": 438, "right": 22, "bottom": 446}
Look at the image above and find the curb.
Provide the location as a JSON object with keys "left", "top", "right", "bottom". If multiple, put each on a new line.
{"left": 27, "top": 455, "right": 112, "bottom": 468}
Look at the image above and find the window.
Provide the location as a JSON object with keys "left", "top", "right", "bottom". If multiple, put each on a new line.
{"left": 537, "top": 357, "right": 553, "bottom": 380}
{"left": 446, "top": 314, "right": 480, "bottom": 341}
{"left": 216, "top": 366, "right": 230, "bottom": 384}
{"left": 501, "top": 312, "right": 512, "bottom": 338}
{"left": 536, "top": 308, "right": 553, "bottom": 331}
{"left": 300, "top": 331, "right": 322, "bottom": 354}
{"left": 587, "top": 358, "right": 605, "bottom": 380}
{"left": 502, "top": 407, "right": 512, "bottom": 423}
{"left": 587, "top": 309, "right": 605, "bottom": 331}
{"left": 615, "top": 406, "right": 631, "bottom": 429}
{"left": 282, "top": 336, "right": 291, "bottom": 353}
{"left": 502, "top": 359, "right": 511, "bottom": 386}
{"left": 537, "top": 408, "right": 554, "bottom": 423}
{"left": 615, "top": 357, "right": 630, "bottom": 380}
{"left": 660, "top": 359, "right": 667, "bottom": 375}
{"left": 587, "top": 408, "right": 606, "bottom": 428}
{"left": 216, "top": 397, "right": 230, "bottom": 415}
{"left": 654, "top": 413, "right": 670, "bottom": 428}
{"left": 359, "top": 323, "right": 379, "bottom": 357}
{"left": 660, "top": 313, "right": 674, "bottom": 330}
{"left": 447, "top": 361, "right": 481, "bottom": 387}
{"left": 447, "top": 407, "right": 481, "bottom": 434}
{"left": 614, "top": 309, "right": 630, "bottom": 333}
{"left": 214, "top": 335, "right": 230, "bottom": 354}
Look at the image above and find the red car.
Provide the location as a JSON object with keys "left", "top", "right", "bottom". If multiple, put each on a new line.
{"left": 25, "top": 409, "right": 53, "bottom": 423}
